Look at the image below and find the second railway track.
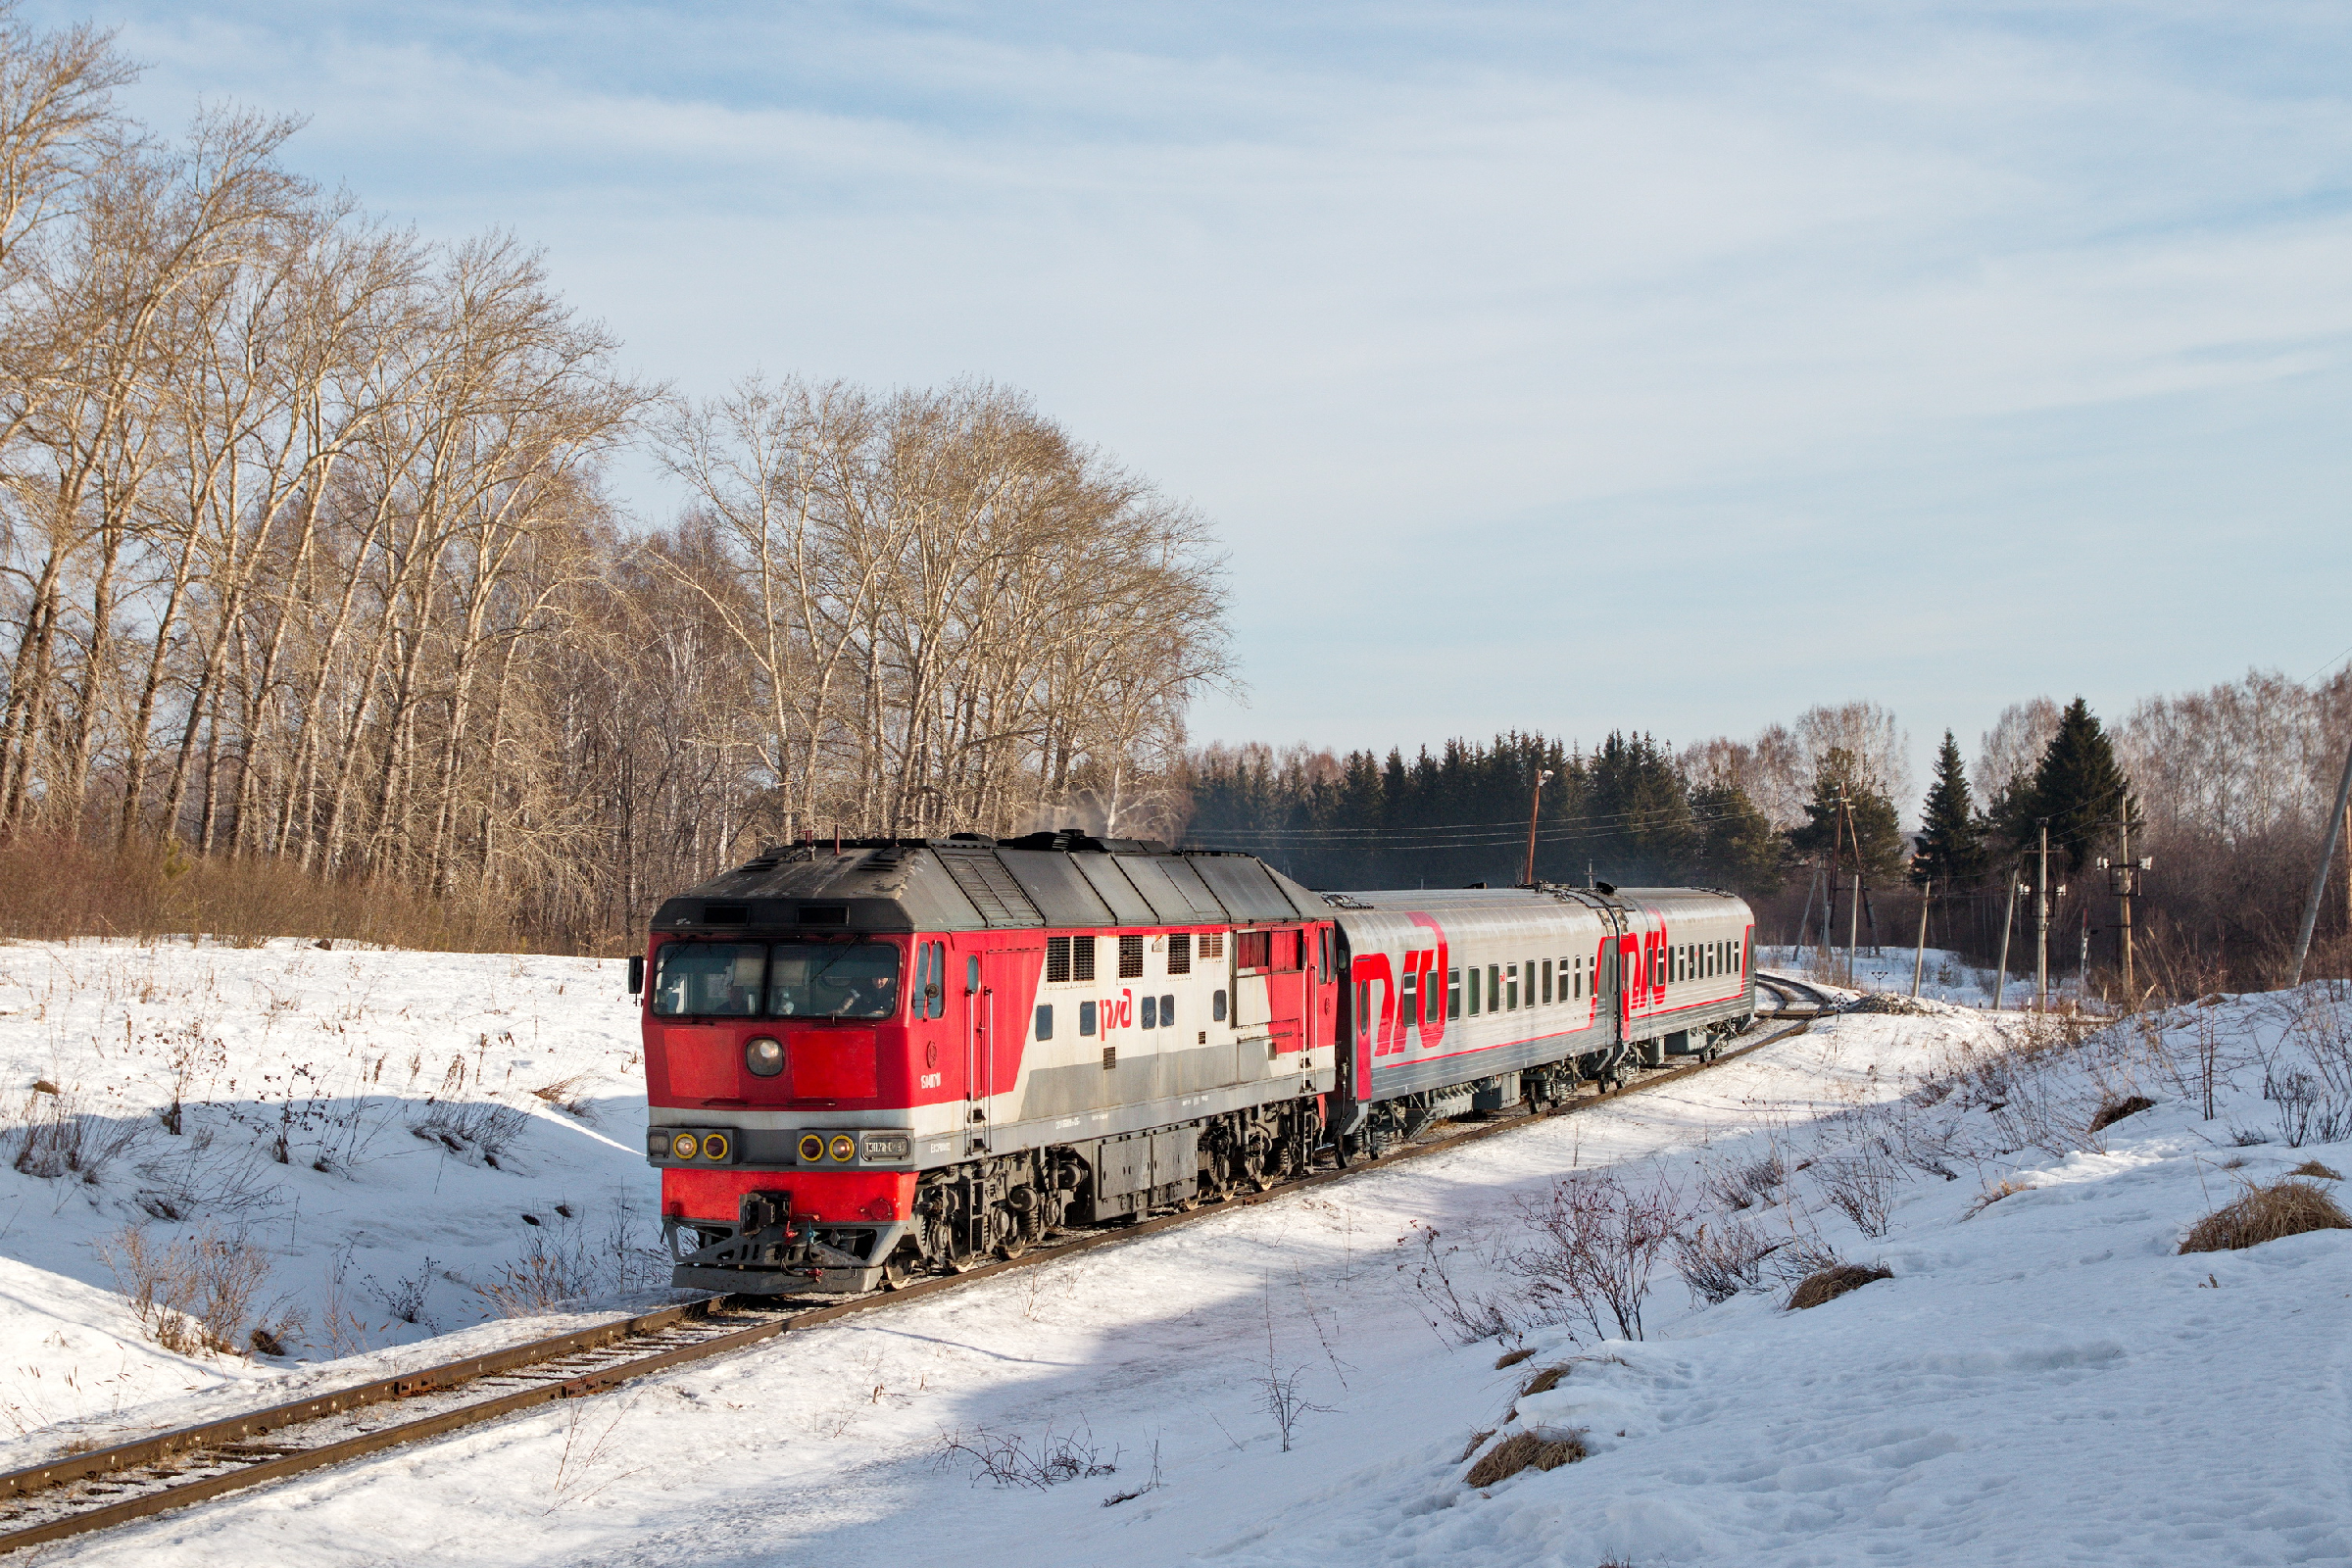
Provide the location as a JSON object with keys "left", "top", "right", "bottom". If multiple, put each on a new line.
{"left": 0, "top": 1007, "right": 1819, "bottom": 1557}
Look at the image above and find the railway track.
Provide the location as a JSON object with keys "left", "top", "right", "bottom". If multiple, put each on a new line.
{"left": 1755, "top": 969, "right": 1838, "bottom": 1017}
{"left": 0, "top": 1008, "right": 1814, "bottom": 1557}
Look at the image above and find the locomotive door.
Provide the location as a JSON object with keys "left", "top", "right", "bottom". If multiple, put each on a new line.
{"left": 963, "top": 953, "right": 992, "bottom": 1152}
{"left": 1265, "top": 927, "right": 1307, "bottom": 1059}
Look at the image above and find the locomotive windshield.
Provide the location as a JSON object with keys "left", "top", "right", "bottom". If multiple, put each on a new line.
{"left": 651, "top": 940, "right": 902, "bottom": 1020}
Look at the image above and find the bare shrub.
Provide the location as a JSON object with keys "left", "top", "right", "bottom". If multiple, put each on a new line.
{"left": 1786, "top": 1262, "right": 1891, "bottom": 1310}
{"left": 939, "top": 1422, "right": 1115, "bottom": 1488}
{"left": 1814, "top": 1145, "right": 1899, "bottom": 1238}
{"left": 2179, "top": 1179, "right": 2352, "bottom": 1253}
{"left": 2264, "top": 1067, "right": 2352, "bottom": 1148}
{"left": 1463, "top": 1428, "right": 1586, "bottom": 1487}
{"left": 364, "top": 1255, "right": 441, "bottom": 1329}
{"left": 1672, "top": 1215, "right": 1782, "bottom": 1304}
{"left": 2086, "top": 1095, "right": 2156, "bottom": 1132}
{"left": 133, "top": 1132, "right": 284, "bottom": 1220}
{"left": 1403, "top": 1221, "right": 1517, "bottom": 1344}
{"left": 11, "top": 1088, "right": 141, "bottom": 1183}
{"left": 95, "top": 1224, "right": 274, "bottom": 1355}
{"left": 531, "top": 1075, "right": 592, "bottom": 1117}
{"left": 409, "top": 1101, "right": 529, "bottom": 1166}
{"left": 1698, "top": 1152, "right": 1785, "bottom": 1212}
{"left": 1504, "top": 1173, "right": 1687, "bottom": 1343}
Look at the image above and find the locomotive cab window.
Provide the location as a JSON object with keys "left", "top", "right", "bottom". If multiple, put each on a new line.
{"left": 766, "top": 942, "right": 903, "bottom": 1019}
{"left": 651, "top": 943, "right": 764, "bottom": 1017}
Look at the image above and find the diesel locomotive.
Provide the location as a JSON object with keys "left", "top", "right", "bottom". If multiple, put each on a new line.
{"left": 632, "top": 831, "right": 1756, "bottom": 1294}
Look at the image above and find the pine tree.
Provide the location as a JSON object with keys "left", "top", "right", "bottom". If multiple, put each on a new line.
{"left": 2013, "top": 698, "right": 2132, "bottom": 873}
{"left": 1690, "top": 782, "right": 1787, "bottom": 898}
{"left": 1788, "top": 748, "right": 1906, "bottom": 883}
{"left": 1911, "top": 730, "right": 1987, "bottom": 888}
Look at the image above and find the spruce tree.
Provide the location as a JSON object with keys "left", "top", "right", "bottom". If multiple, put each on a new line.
{"left": 2017, "top": 698, "right": 2131, "bottom": 873}
{"left": 1787, "top": 747, "right": 1906, "bottom": 883}
{"left": 1691, "top": 782, "right": 1788, "bottom": 898}
{"left": 1911, "top": 730, "right": 1987, "bottom": 887}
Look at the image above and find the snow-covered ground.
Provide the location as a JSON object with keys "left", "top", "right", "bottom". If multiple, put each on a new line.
{"left": 1763, "top": 943, "right": 2098, "bottom": 1011}
{"left": 5, "top": 938, "right": 2351, "bottom": 1565}
{"left": 0, "top": 938, "right": 662, "bottom": 1441}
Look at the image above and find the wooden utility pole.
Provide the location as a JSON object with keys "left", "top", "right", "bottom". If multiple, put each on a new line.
{"left": 2035, "top": 820, "right": 2051, "bottom": 1010}
{"left": 1992, "top": 872, "right": 2020, "bottom": 1010}
{"left": 2118, "top": 802, "right": 2133, "bottom": 996}
{"left": 1522, "top": 767, "right": 1553, "bottom": 888}
{"left": 2290, "top": 736, "right": 2352, "bottom": 987}
{"left": 1848, "top": 873, "right": 1862, "bottom": 988}
{"left": 1911, "top": 878, "right": 1932, "bottom": 999}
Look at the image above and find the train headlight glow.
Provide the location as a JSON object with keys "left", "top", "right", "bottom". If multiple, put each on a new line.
{"left": 861, "top": 1133, "right": 911, "bottom": 1161}
{"left": 745, "top": 1037, "right": 784, "bottom": 1077}
{"left": 799, "top": 1133, "right": 825, "bottom": 1162}
{"left": 670, "top": 1132, "right": 701, "bottom": 1160}
{"left": 829, "top": 1135, "right": 856, "bottom": 1163}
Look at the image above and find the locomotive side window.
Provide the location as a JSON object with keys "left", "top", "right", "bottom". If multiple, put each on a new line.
{"left": 1317, "top": 928, "right": 1333, "bottom": 982}
{"left": 1236, "top": 930, "right": 1270, "bottom": 970}
{"left": 652, "top": 943, "right": 764, "bottom": 1017}
{"left": 1141, "top": 995, "right": 1157, "bottom": 1029}
{"left": 1272, "top": 930, "right": 1301, "bottom": 971}
{"left": 1447, "top": 967, "right": 1461, "bottom": 1018}
{"left": 1036, "top": 1004, "right": 1054, "bottom": 1040}
{"left": 1072, "top": 935, "right": 1097, "bottom": 981}
{"left": 1119, "top": 934, "right": 1146, "bottom": 978}
{"left": 1213, "top": 989, "right": 1228, "bottom": 1021}
{"left": 1168, "top": 933, "right": 1192, "bottom": 975}
{"left": 1161, "top": 993, "right": 1175, "bottom": 1026}
{"left": 1080, "top": 1001, "right": 1098, "bottom": 1036}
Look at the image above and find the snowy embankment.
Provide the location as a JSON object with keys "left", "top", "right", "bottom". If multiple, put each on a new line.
{"left": 14, "top": 956, "right": 2345, "bottom": 1568}
{"left": 5, "top": 940, "right": 2351, "bottom": 1565}
{"left": 0, "top": 938, "right": 663, "bottom": 1446}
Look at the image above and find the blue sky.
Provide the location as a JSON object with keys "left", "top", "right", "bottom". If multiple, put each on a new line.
{"left": 42, "top": 1, "right": 2352, "bottom": 808}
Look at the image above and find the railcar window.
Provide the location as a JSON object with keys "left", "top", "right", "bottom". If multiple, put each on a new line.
{"left": 1506, "top": 963, "right": 1519, "bottom": 1011}
{"left": 766, "top": 942, "right": 904, "bottom": 1019}
{"left": 1080, "top": 1001, "right": 1098, "bottom": 1036}
{"left": 1168, "top": 933, "right": 1192, "bottom": 975}
{"left": 1466, "top": 967, "right": 1481, "bottom": 1015}
{"left": 1573, "top": 955, "right": 1583, "bottom": 999}
{"left": 1490, "top": 964, "right": 1501, "bottom": 1013}
{"left": 1542, "top": 959, "right": 1552, "bottom": 1004}
{"left": 1047, "top": 937, "right": 1071, "bottom": 983}
{"left": 1401, "top": 969, "right": 1419, "bottom": 1028}
{"left": 1036, "top": 1004, "right": 1053, "bottom": 1040}
{"left": 652, "top": 943, "right": 764, "bottom": 1017}
{"left": 1447, "top": 967, "right": 1462, "bottom": 1019}
{"left": 1119, "top": 934, "right": 1146, "bottom": 978}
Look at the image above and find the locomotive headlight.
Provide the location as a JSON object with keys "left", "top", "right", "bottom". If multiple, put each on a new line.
{"left": 829, "top": 1134, "right": 857, "bottom": 1163}
{"left": 861, "top": 1133, "right": 911, "bottom": 1162}
{"left": 798, "top": 1133, "right": 825, "bottom": 1163}
{"left": 745, "top": 1036, "right": 784, "bottom": 1077}
{"left": 670, "top": 1132, "right": 701, "bottom": 1160}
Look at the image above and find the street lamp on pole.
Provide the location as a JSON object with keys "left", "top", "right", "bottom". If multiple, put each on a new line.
{"left": 1523, "top": 768, "right": 1555, "bottom": 888}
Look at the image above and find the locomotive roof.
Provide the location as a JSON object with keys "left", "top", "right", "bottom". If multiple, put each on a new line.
{"left": 650, "top": 832, "right": 1328, "bottom": 936}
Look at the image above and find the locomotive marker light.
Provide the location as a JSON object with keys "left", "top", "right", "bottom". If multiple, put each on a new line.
{"left": 701, "top": 1131, "right": 731, "bottom": 1162}
{"left": 829, "top": 1134, "right": 857, "bottom": 1163}
{"left": 670, "top": 1132, "right": 701, "bottom": 1160}
{"left": 745, "top": 1036, "right": 785, "bottom": 1076}
{"left": 798, "top": 1133, "right": 825, "bottom": 1162}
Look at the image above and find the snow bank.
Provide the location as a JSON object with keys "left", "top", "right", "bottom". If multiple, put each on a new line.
{"left": 7, "top": 938, "right": 2350, "bottom": 1566}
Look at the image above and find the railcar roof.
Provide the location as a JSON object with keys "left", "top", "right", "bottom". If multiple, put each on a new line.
{"left": 1311, "top": 884, "right": 1745, "bottom": 914}
{"left": 651, "top": 832, "right": 1326, "bottom": 936}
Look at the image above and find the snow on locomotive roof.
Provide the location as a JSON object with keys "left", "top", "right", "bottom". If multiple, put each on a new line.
{"left": 651, "top": 831, "right": 1324, "bottom": 935}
